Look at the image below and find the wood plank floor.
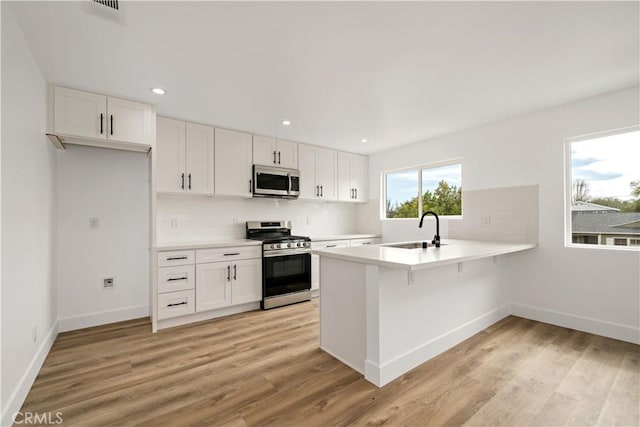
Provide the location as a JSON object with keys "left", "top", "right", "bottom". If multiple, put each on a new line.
{"left": 19, "top": 300, "right": 639, "bottom": 426}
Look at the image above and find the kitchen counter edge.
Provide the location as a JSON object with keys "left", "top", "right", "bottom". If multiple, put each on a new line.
{"left": 156, "top": 239, "right": 262, "bottom": 251}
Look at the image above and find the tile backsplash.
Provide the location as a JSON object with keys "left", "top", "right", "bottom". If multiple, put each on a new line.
{"left": 156, "top": 195, "right": 360, "bottom": 243}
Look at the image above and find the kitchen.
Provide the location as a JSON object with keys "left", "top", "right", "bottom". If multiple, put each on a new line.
{"left": 2, "top": 1, "right": 639, "bottom": 426}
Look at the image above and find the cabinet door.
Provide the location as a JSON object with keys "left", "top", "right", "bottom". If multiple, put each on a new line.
{"left": 214, "top": 128, "right": 253, "bottom": 197}
{"left": 53, "top": 86, "right": 107, "bottom": 140}
{"left": 196, "top": 262, "right": 232, "bottom": 311}
{"left": 337, "top": 152, "right": 352, "bottom": 201}
{"left": 253, "top": 135, "right": 277, "bottom": 166}
{"left": 186, "top": 122, "right": 214, "bottom": 195}
{"left": 231, "top": 258, "right": 262, "bottom": 305}
{"left": 276, "top": 139, "right": 298, "bottom": 169}
{"left": 351, "top": 153, "right": 368, "bottom": 202}
{"left": 107, "top": 96, "right": 154, "bottom": 145}
{"left": 315, "top": 147, "right": 338, "bottom": 200}
{"left": 297, "top": 144, "right": 317, "bottom": 200}
{"left": 156, "top": 117, "right": 186, "bottom": 193}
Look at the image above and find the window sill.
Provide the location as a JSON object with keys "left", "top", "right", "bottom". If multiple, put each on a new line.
{"left": 565, "top": 243, "right": 640, "bottom": 252}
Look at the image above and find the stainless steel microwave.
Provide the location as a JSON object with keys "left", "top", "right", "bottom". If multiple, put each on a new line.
{"left": 252, "top": 165, "right": 300, "bottom": 199}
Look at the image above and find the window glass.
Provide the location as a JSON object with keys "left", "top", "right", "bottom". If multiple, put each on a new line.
{"left": 569, "top": 128, "right": 640, "bottom": 248}
{"left": 384, "top": 162, "right": 462, "bottom": 219}
{"left": 385, "top": 170, "right": 419, "bottom": 218}
{"left": 421, "top": 164, "right": 462, "bottom": 216}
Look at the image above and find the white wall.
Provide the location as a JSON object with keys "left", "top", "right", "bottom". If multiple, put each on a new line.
{"left": 56, "top": 145, "right": 149, "bottom": 331}
{"left": 368, "top": 86, "right": 640, "bottom": 343}
{"left": 1, "top": 4, "right": 58, "bottom": 423}
{"left": 157, "top": 195, "right": 359, "bottom": 244}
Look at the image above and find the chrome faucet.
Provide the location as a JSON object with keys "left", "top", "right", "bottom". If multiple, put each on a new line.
{"left": 419, "top": 211, "right": 441, "bottom": 247}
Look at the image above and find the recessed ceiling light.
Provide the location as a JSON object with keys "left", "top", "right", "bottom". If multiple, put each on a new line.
{"left": 361, "top": 138, "right": 368, "bottom": 143}
{"left": 151, "top": 87, "right": 166, "bottom": 95}
{"left": 281, "top": 120, "right": 291, "bottom": 126}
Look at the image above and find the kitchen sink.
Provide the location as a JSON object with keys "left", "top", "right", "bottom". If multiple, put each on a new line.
{"left": 382, "top": 241, "right": 447, "bottom": 249}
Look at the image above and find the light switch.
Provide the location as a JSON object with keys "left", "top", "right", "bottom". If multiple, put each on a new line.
{"left": 89, "top": 217, "right": 100, "bottom": 229}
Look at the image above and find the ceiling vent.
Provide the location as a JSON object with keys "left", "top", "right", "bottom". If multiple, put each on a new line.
{"left": 85, "top": 0, "right": 122, "bottom": 23}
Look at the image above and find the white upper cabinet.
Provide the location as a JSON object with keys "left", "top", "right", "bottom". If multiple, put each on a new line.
{"left": 338, "top": 152, "right": 368, "bottom": 202}
{"left": 156, "top": 117, "right": 186, "bottom": 193}
{"left": 298, "top": 144, "right": 337, "bottom": 200}
{"left": 53, "top": 86, "right": 107, "bottom": 140}
{"left": 253, "top": 135, "right": 298, "bottom": 169}
{"left": 185, "top": 122, "right": 215, "bottom": 194}
{"left": 214, "top": 128, "right": 253, "bottom": 197}
{"left": 156, "top": 118, "right": 214, "bottom": 195}
{"left": 49, "top": 85, "right": 154, "bottom": 151}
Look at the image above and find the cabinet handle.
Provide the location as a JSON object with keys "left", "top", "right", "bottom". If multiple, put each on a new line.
{"left": 110, "top": 115, "right": 113, "bottom": 135}
{"left": 355, "top": 188, "right": 358, "bottom": 199}
{"left": 227, "top": 265, "right": 231, "bottom": 282}
{"left": 320, "top": 185, "right": 323, "bottom": 197}
{"left": 188, "top": 173, "right": 192, "bottom": 190}
{"left": 181, "top": 173, "right": 185, "bottom": 190}
{"left": 249, "top": 179, "right": 252, "bottom": 193}
{"left": 326, "top": 244, "right": 337, "bottom": 248}
{"left": 315, "top": 185, "right": 319, "bottom": 197}
{"left": 278, "top": 151, "right": 281, "bottom": 164}
{"left": 273, "top": 151, "right": 277, "bottom": 164}
{"left": 100, "top": 113, "right": 104, "bottom": 134}
{"left": 350, "top": 188, "right": 354, "bottom": 199}
{"left": 233, "top": 264, "right": 237, "bottom": 280}
{"left": 223, "top": 252, "right": 240, "bottom": 256}
{"left": 167, "top": 301, "right": 188, "bottom": 307}
{"left": 167, "top": 276, "right": 188, "bottom": 281}
{"left": 166, "top": 256, "right": 188, "bottom": 261}
{"left": 362, "top": 242, "right": 372, "bottom": 245}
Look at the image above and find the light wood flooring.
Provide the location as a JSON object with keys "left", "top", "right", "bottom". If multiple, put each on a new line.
{"left": 20, "top": 300, "right": 639, "bottom": 426}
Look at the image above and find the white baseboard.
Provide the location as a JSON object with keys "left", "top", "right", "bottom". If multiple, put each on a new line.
{"left": 510, "top": 303, "right": 640, "bottom": 345}
{"left": 366, "top": 304, "right": 511, "bottom": 387}
{"left": 1, "top": 321, "right": 58, "bottom": 427}
{"left": 58, "top": 305, "right": 149, "bottom": 332}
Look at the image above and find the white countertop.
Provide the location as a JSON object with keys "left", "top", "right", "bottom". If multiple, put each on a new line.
{"left": 309, "top": 234, "right": 380, "bottom": 241}
{"left": 156, "top": 239, "right": 262, "bottom": 251}
{"left": 312, "top": 239, "right": 536, "bottom": 271}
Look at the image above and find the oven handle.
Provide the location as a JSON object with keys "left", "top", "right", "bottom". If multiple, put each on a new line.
{"left": 263, "top": 249, "right": 311, "bottom": 258}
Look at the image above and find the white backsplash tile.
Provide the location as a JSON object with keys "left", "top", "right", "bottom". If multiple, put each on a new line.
{"left": 157, "top": 195, "right": 359, "bottom": 244}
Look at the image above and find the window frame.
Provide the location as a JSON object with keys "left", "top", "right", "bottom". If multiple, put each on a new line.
{"left": 381, "top": 158, "right": 463, "bottom": 220}
{"left": 564, "top": 124, "right": 640, "bottom": 251}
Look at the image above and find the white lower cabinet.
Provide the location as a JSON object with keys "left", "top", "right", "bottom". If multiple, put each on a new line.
{"left": 158, "top": 289, "right": 195, "bottom": 319}
{"left": 157, "top": 244, "right": 262, "bottom": 325}
{"left": 196, "top": 258, "right": 262, "bottom": 311}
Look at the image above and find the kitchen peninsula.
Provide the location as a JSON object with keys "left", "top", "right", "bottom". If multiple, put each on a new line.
{"left": 314, "top": 239, "right": 536, "bottom": 387}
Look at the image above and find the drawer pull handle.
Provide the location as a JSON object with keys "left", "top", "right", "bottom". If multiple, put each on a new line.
{"left": 233, "top": 264, "right": 237, "bottom": 280}
{"left": 224, "top": 252, "right": 241, "bottom": 256}
{"left": 362, "top": 242, "right": 372, "bottom": 245}
{"left": 227, "top": 265, "right": 231, "bottom": 281}
{"left": 167, "top": 277, "right": 188, "bottom": 282}
{"left": 326, "top": 244, "right": 337, "bottom": 248}
{"left": 167, "top": 301, "right": 188, "bottom": 307}
{"left": 166, "top": 256, "right": 188, "bottom": 261}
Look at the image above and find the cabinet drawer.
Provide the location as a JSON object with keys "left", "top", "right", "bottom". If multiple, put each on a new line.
{"left": 158, "top": 265, "right": 195, "bottom": 293}
{"left": 311, "top": 240, "right": 350, "bottom": 249}
{"left": 157, "top": 250, "right": 195, "bottom": 267}
{"left": 350, "top": 238, "right": 381, "bottom": 247}
{"left": 196, "top": 246, "right": 261, "bottom": 263}
{"left": 158, "top": 289, "right": 195, "bottom": 319}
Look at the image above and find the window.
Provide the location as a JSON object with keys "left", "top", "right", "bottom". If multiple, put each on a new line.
{"left": 384, "top": 162, "right": 462, "bottom": 219}
{"left": 566, "top": 126, "right": 640, "bottom": 248}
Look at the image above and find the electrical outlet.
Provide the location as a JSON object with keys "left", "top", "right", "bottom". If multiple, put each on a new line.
{"left": 480, "top": 216, "right": 491, "bottom": 227}
{"left": 170, "top": 218, "right": 179, "bottom": 228}
{"left": 89, "top": 217, "right": 100, "bottom": 230}
{"left": 103, "top": 277, "right": 115, "bottom": 289}
{"left": 32, "top": 326, "right": 37, "bottom": 343}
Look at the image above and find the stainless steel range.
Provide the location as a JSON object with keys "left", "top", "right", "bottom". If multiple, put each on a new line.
{"left": 246, "top": 221, "right": 311, "bottom": 309}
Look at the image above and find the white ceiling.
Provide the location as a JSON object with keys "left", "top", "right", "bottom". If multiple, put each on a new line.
{"left": 9, "top": 1, "right": 639, "bottom": 154}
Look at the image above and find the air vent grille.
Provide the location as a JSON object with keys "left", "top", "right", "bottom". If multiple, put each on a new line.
{"left": 93, "top": 0, "right": 119, "bottom": 11}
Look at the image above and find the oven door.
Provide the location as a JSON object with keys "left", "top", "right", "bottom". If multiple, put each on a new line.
{"left": 263, "top": 252, "right": 311, "bottom": 298}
